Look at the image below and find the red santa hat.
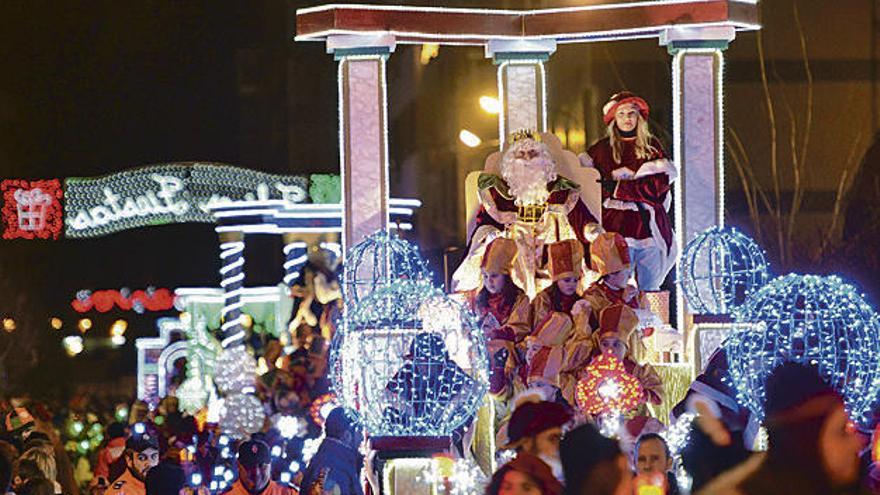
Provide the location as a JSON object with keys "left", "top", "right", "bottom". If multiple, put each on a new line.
{"left": 602, "top": 91, "right": 650, "bottom": 126}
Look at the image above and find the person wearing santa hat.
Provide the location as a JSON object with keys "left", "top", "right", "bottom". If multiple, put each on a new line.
{"left": 466, "top": 237, "right": 531, "bottom": 401}
{"left": 579, "top": 92, "right": 677, "bottom": 291}
{"left": 590, "top": 304, "right": 663, "bottom": 406}
{"left": 525, "top": 240, "right": 593, "bottom": 404}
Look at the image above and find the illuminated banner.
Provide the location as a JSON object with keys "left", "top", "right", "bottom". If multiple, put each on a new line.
{"left": 64, "top": 163, "right": 311, "bottom": 238}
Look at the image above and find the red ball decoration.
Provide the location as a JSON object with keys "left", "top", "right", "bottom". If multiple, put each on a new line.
{"left": 575, "top": 350, "right": 644, "bottom": 416}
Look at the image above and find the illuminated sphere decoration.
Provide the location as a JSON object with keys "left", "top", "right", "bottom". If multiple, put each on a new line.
{"left": 575, "top": 350, "right": 644, "bottom": 416}
{"left": 330, "top": 279, "right": 489, "bottom": 437}
{"left": 724, "top": 274, "right": 880, "bottom": 423}
{"left": 342, "top": 230, "right": 432, "bottom": 307}
{"left": 213, "top": 346, "right": 257, "bottom": 395}
{"left": 220, "top": 393, "right": 266, "bottom": 438}
{"left": 678, "top": 226, "right": 770, "bottom": 314}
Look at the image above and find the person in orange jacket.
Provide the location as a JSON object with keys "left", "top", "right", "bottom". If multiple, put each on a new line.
{"left": 107, "top": 426, "right": 160, "bottom": 495}
{"left": 225, "top": 439, "right": 298, "bottom": 495}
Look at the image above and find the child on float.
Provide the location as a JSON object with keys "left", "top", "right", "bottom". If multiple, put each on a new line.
{"left": 590, "top": 304, "right": 664, "bottom": 407}
{"left": 581, "top": 231, "right": 650, "bottom": 359}
{"left": 524, "top": 239, "right": 593, "bottom": 406}
{"left": 580, "top": 92, "right": 677, "bottom": 291}
{"left": 466, "top": 237, "right": 531, "bottom": 400}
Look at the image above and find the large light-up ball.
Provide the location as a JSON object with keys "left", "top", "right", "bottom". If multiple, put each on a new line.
{"left": 220, "top": 393, "right": 266, "bottom": 438}
{"left": 343, "top": 231, "right": 432, "bottom": 307}
{"left": 724, "top": 274, "right": 880, "bottom": 423}
{"left": 330, "top": 280, "right": 489, "bottom": 437}
{"left": 214, "top": 346, "right": 256, "bottom": 395}
{"left": 679, "top": 226, "right": 770, "bottom": 314}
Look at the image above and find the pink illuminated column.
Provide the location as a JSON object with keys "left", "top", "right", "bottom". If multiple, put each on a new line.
{"left": 662, "top": 27, "right": 733, "bottom": 336}
{"left": 487, "top": 40, "right": 556, "bottom": 148}
{"left": 329, "top": 35, "right": 395, "bottom": 253}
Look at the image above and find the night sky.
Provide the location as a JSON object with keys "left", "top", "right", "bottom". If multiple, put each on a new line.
{"left": 0, "top": 1, "right": 340, "bottom": 389}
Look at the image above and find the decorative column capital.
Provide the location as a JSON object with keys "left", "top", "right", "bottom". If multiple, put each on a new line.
{"left": 661, "top": 26, "right": 735, "bottom": 53}
{"left": 327, "top": 34, "right": 396, "bottom": 59}
{"left": 486, "top": 39, "right": 557, "bottom": 63}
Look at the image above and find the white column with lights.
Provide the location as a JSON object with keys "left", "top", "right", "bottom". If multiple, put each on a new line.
{"left": 329, "top": 34, "right": 396, "bottom": 254}
{"left": 662, "top": 26, "right": 733, "bottom": 338}
{"left": 218, "top": 231, "right": 246, "bottom": 348}
{"left": 487, "top": 39, "right": 556, "bottom": 148}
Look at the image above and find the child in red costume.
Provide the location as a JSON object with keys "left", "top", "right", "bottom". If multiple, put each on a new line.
{"left": 580, "top": 92, "right": 677, "bottom": 291}
{"left": 466, "top": 237, "right": 531, "bottom": 399}
{"left": 525, "top": 240, "right": 593, "bottom": 405}
{"left": 582, "top": 232, "right": 650, "bottom": 358}
{"left": 590, "top": 304, "right": 664, "bottom": 406}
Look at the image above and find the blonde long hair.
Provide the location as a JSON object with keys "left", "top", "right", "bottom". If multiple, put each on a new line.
{"left": 607, "top": 114, "right": 658, "bottom": 165}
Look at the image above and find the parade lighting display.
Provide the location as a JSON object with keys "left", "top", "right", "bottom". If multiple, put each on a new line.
{"left": 1, "top": 179, "right": 63, "bottom": 240}
{"left": 724, "top": 274, "right": 880, "bottom": 423}
{"left": 576, "top": 350, "right": 644, "bottom": 416}
{"left": 213, "top": 346, "right": 256, "bottom": 395}
{"left": 50, "top": 317, "right": 63, "bottom": 330}
{"left": 334, "top": 278, "right": 489, "bottom": 437}
{"left": 678, "top": 226, "right": 770, "bottom": 314}
{"left": 72, "top": 287, "right": 175, "bottom": 313}
{"left": 63, "top": 163, "right": 309, "bottom": 238}
{"left": 341, "top": 230, "right": 432, "bottom": 307}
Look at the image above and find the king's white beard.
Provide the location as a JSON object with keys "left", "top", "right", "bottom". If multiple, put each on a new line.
{"left": 502, "top": 158, "right": 556, "bottom": 206}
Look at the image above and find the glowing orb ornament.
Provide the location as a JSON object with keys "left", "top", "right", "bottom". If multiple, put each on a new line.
{"left": 213, "top": 346, "right": 257, "bottom": 395}
{"left": 575, "top": 350, "right": 644, "bottom": 416}
{"left": 342, "top": 231, "right": 432, "bottom": 307}
{"left": 678, "top": 226, "right": 770, "bottom": 314}
{"left": 724, "top": 274, "right": 880, "bottom": 423}
{"left": 331, "top": 279, "right": 489, "bottom": 437}
{"left": 220, "top": 393, "right": 265, "bottom": 438}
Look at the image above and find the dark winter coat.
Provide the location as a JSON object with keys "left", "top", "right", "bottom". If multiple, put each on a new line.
{"left": 299, "top": 438, "right": 363, "bottom": 495}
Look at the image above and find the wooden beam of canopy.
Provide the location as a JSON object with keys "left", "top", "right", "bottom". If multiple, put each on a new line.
{"left": 295, "top": 1, "right": 759, "bottom": 45}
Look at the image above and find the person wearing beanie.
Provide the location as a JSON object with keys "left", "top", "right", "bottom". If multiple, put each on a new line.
{"left": 93, "top": 422, "right": 129, "bottom": 488}
{"left": 560, "top": 422, "right": 631, "bottom": 495}
{"left": 107, "top": 426, "right": 160, "bottom": 495}
{"left": 466, "top": 237, "right": 531, "bottom": 401}
{"left": 525, "top": 240, "right": 593, "bottom": 399}
{"left": 579, "top": 91, "right": 676, "bottom": 291}
{"left": 300, "top": 407, "right": 363, "bottom": 495}
{"left": 499, "top": 400, "right": 572, "bottom": 483}
{"left": 698, "top": 362, "right": 866, "bottom": 495}
{"left": 226, "top": 439, "right": 297, "bottom": 495}
{"left": 485, "top": 452, "right": 563, "bottom": 495}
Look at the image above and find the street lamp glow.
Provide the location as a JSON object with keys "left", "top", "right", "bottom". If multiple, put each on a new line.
{"left": 63, "top": 336, "right": 84, "bottom": 356}
{"left": 50, "top": 317, "right": 63, "bottom": 330}
{"left": 459, "top": 129, "right": 482, "bottom": 148}
{"left": 78, "top": 318, "right": 92, "bottom": 333}
{"left": 2, "top": 318, "right": 15, "bottom": 333}
{"left": 479, "top": 96, "right": 501, "bottom": 115}
{"left": 110, "top": 319, "right": 127, "bottom": 337}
